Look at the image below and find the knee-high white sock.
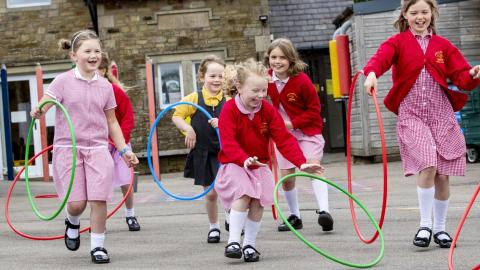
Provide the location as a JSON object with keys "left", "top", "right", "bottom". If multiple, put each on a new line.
{"left": 284, "top": 188, "right": 300, "bottom": 217}
{"left": 417, "top": 186, "right": 434, "bottom": 238}
{"left": 66, "top": 210, "right": 80, "bottom": 239}
{"left": 91, "top": 233, "right": 106, "bottom": 255}
{"left": 312, "top": 180, "right": 329, "bottom": 212}
{"left": 242, "top": 218, "right": 261, "bottom": 249}
{"left": 125, "top": 208, "right": 135, "bottom": 218}
{"left": 433, "top": 198, "right": 449, "bottom": 234}
{"left": 227, "top": 210, "right": 247, "bottom": 244}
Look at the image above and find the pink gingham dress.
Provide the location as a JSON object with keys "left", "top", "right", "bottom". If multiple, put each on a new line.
{"left": 396, "top": 31, "right": 466, "bottom": 177}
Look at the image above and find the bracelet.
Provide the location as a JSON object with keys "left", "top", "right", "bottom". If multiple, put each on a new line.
{"left": 119, "top": 146, "right": 131, "bottom": 157}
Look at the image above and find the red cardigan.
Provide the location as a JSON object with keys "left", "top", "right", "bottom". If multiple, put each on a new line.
{"left": 267, "top": 71, "right": 323, "bottom": 136}
{"left": 111, "top": 83, "right": 134, "bottom": 144}
{"left": 218, "top": 99, "right": 306, "bottom": 169}
{"left": 363, "top": 31, "right": 479, "bottom": 114}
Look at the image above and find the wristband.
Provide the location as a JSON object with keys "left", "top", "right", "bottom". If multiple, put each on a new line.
{"left": 119, "top": 146, "right": 131, "bottom": 157}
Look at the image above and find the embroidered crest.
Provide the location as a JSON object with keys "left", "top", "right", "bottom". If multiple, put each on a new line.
{"left": 435, "top": 51, "right": 444, "bottom": 64}
{"left": 286, "top": 93, "right": 298, "bottom": 103}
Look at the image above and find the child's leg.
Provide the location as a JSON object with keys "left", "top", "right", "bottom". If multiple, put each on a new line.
{"left": 281, "top": 168, "right": 300, "bottom": 217}
{"left": 243, "top": 199, "right": 263, "bottom": 250}
{"left": 66, "top": 201, "right": 87, "bottom": 239}
{"left": 204, "top": 186, "right": 219, "bottom": 226}
{"left": 228, "top": 196, "right": 250, "bottom": 245}
{"left": 433, "top": 174, "right": 450, "bottom": 240}
{"left": 308, "top": 159, "right": 329, "bottom": 212}
{"left": 121, "top": 185, "right": 141, "bottom": 231}
{"left": 121, "top": 185, "right": 134, "bottom": 211}
{"left": 90, "top": 201, "right": 108, "bottom": 256}
{"left": 416, "top": 167, "right": 436, "bottom": 238}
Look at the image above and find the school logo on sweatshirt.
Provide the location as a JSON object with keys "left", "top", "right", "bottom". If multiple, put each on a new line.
{"left": 435, "top": 51, "right": 444, "bottom": 64}
{"left": 287, "top": 93, "right": 298, "bottom": 103}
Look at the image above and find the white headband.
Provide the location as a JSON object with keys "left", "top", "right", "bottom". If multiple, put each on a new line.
{"left": 71, "top": 33, "right": 82, "bottom": 52}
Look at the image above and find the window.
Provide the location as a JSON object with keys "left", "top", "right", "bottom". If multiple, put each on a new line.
{"left": 157, "top": 62, "right": 183, "bottom": 108}
{"left": 7, "top": 0, "right": 51, "bottom": 8}
{"left": 192, "top": 61, "right": 202, "bottom": 92}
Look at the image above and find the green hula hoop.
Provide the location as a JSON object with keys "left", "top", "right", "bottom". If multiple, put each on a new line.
{"left": 24, "top": 99, "right": 76, "bottom": 221}
{"left": 273, "top": 172, "right": 384, "bottom": 268}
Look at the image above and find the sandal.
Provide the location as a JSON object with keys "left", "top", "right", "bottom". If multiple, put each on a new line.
{"left": 433, "top": 231, "right": 453, "bottom": 248}
{"left": 64, "top": 218, "right": 80, "bottom": 251}
{"left": 224, "top": 242, "right": 242, "bottom": 259}
{"left": 413, "top": 227, "right": 432, "bottom": 247}
{"left": 207, "top": 228, "right": 220, "bottom": 243}
{"left": 242, "top": 245, "right": 261, "bottom": 262}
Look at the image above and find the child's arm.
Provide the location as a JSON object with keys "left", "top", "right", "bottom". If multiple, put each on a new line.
{"left": 30, "top": 95, "right": 54, "bottom": 119}
{"left": 446, "top": 45, "right": 480, "bottom": 90}
{"left": 363, "top": 36, "right": 398, "bottom": 94}
{"left": 106, "top": 109, "right": 139, "bottom": 167}
{"left": 172, "top": 116, "right": 196, "bottom": 149}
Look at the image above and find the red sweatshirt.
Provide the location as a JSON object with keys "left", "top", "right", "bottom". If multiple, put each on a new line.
{"left": 218, "top": 99, "right": 306, "bottom": 168}
{"left": 363, "top": 31, "right": 479, "bottom": 114}
{"left": 111, "top": 83, "right": 134, "bottom": 143}
{"left": 267, "top": 71, "right": 323, "bottom": 136}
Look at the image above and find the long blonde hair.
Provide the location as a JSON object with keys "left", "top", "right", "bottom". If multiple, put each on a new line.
{"left": 394, "top": 0, "right": 439, "bottom": 34}
{"left": 263, "top": 38, "right": 307, "bottom": 77}
{"left": 222, "top": 59, "right": 268, "bottom": 97}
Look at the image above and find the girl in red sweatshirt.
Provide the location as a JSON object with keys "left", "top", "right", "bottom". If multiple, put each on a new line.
{"left": 264, "top": 38, "right": 333, "bottom": 233}
{"left": 363, "top": 0, "right": 480, "bottom": 249}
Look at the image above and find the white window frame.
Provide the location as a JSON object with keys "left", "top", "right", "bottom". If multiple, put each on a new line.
{"left": 157, "top": 62, "right": 184, "bottom": 109}
{"left": 192, "top": 61, "right": 202, "bottom": 92}
{"left": 7, "top": 0, "right": 51, "bottom": 8}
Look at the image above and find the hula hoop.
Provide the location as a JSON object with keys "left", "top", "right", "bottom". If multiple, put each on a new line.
{"left": 448, "top": 183, "right": 480, "bottom": 270}
{"left": 273, "top": 172, "right": 384, "bottom": 268}
{"left": 5, "top": 145, "right": 135, "bottom": 240}
{"left": 346, "top": 71, "right": 388, "bottom": 244}
{"left": 24, "top": 100, "right": 76, "bottom": 221}
{"left": 147, "top": 101, "right": 220, "bottom": 201}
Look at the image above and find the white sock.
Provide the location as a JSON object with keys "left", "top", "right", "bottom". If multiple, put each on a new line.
{"left": 284, "top": 188, "right": 301, "bottom": 217}
{"left": 125, "top": 208, "right": 135, "bottom": 218}
{"left": 209, "top": 223, "right": 220, "bottom": 237}
{"left": 227, "top": 210, "right": 247, "bottom": 244}
{"left": 66, "top": 211, "right": 80, "bottom": 239}
{"left": 225, "top": 211, "right": 230, "bottom": 225}
{"left": 312, "top": 180, "right": 329, "bottom": 212}
{"left": 242, "top": 218, "right": 261, "bottom": 251}
{"left": 417, "top": 186, "right": 434, "bottom": 238}
{"left": 433, "top": 199, "right": 449, "bottom": 239}
{"left": 91, "top": 233, "right": 106, "bottom": 255}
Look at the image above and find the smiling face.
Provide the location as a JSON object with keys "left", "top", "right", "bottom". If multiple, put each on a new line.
{"left": 268, "top": 47, "right": 290, "bottom": 79}
{"left": 404, "top": 0, "right": 432, "bottom": 36}
{"left": 237, "top": 73, "right": 268, "bottom": 111}
{"left": 200, "top": 62, "right": 225, "bottom": 95}
{"left": 70, "top": 39, "right": 102, "bottom": 79}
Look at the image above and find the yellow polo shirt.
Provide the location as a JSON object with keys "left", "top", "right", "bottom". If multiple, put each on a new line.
{"left": 172, "top": 86, "right": 229, "bottom": 119}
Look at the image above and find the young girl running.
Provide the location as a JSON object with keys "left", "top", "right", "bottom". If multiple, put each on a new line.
{"left": 30, "top": 30, "right": 139, "bottom": 263}
{"left": 216, "top": 59, "right": 324, "bottom": 262}
{"left": 99, "top": 53, "right": 140, "bottom": 232}
{"left": 172, "top": 55, "right": 228, "bottom": 243}
{"left": 363, "top": 0, "right": 480, "bottom": 248}
{"left": 264, "top": 38, "right": 333, "bottom": 232}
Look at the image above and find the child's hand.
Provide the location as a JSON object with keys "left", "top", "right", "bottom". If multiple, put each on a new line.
{"left": 243, "top": 156, "right": 267, "bottom": 169}
{"left": 470, "top": 65, "right": 480, "bottom": 79}
{"left": 208, "top": 118, "right": 219, "bottom": 129}
{"left": 30, "top": 106, "right": 44, "bottom": 119}
{"left": 122, "top": 151, "right": 139, "bottom": 167}
{"left": 185, "top": 126, "right": 196, "bottom": 149}
{"left": 364, "top": 72, "right": 378, "bottom": 96}
{"left": 300, "top": 163, "right": 325, "bottom": 175}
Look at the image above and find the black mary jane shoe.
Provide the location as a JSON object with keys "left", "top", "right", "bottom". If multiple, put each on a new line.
{"left": 316, "top": 210, "right": 334, "bottom": 232}
{"left": 207, "top": 228, "right": 221, "bottom": 243}
{"left": 64, "top": 218, "right": 80, "bottom": 251}
{"left": 90, "top": 247, "right": 110, "bottom": 264}
{"left": 433, "top": 231, "right": 453, "bottom": 248}
{"left": 242, "top": 245, "right": 261, "bottom": 262}
{"left": 126, "top": 216, "right": 141, "bottom": 231}
{"left": 224, "top": 242, "right": 242, "bottom": 259}
{"left": 278, "top": 214, "right": 303, "bottom": 231}
{"left": 413, "top": 227, "right": 432, "bottom": 248}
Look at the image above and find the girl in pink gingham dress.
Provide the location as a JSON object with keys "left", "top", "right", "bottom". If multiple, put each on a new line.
{"left": 363, "top": 0, "right": 480, "bottom": 249}
{"left": 215, "top": 59, "right": 323, "bottom": 263}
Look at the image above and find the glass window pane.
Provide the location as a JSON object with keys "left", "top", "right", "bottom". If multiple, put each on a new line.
{"left": 7, "top": 0, "right": 51, "bottom": 8}
{"left": 192, "top": 62, "right": 202, "bottom": 92}
{"left": 158, "top": 62, "right": 182, "bottom": 108}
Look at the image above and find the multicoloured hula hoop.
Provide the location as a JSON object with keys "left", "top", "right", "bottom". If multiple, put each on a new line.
{"left": 24, "top": 99, "right": 76, "bottom": 221}
{"left": 273, "top": 172, "right": 384, "bottom": 268}
{"left": 346, "top": 71, "right": 388, "bottom": 244}
{"left": 5, "top": 145, "right": 135, "bottom": 240}
{"left": 147, "top": 101, "right": 220, "bottom": 201}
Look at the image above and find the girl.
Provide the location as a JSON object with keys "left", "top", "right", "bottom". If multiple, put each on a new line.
{"left": 99, "top": 53, "right": 140, "bottom": 232}
{"left": 264, "top": 38, "right": 333, "bottom": 232}
{"left": 216, "top": 59, "right": 324, "bottom": 262}
{"left": 363, "top": 0, "right": 480, "bottom": 248}
{"left": 172, "top": 55, "right": 228, "bottom": 243}
{"left": 30, "top": 30, "right": 139, "bottom": 263}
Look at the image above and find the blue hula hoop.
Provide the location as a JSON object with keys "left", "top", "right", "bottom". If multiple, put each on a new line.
{"left": 147, "top": 101, "right": 221, "bottom": 201}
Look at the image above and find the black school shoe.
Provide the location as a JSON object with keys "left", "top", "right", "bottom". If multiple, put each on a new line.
{"left": 433, "top": 231, "right": 453, "bottom": 248}
{"left": 316, "top": 210, "right": 334, "bottom": 231}
{"left": 224, "top": 242, "right": 242, "bottom": 259}
{"left": 278, "top": 214, "right": 303, "bottom": 231}
{"left": 207, "top": 228, "right": 221, "bottom": 243}
{"left": 413, "top": 227, "right": 432, "bottom": 247}
{"left": 126, "top": 216, "right": 141, "bottom": 231}
{"left": 90, "top": 247, "right": 110, "bottom": 264}
{"left": 64, "top": 218, "right": 80, "bottom": 251}
{"left": 242, "top": 245, "right": 261, "bottom": 262}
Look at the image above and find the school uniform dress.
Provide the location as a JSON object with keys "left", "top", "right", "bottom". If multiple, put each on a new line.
{"left": 363, "top": 30, "right": 480, "bottom": 176}
{"left": 108, "top": 83, "right": 134, "bottom": 187}
{"left": 215, "top": 95, "right": 306, "bottom": 211}
{"left": 46, "top": 68, "right": 117, "bottom": 202}
{"left": 267, "top": 71, "right": 324, "bottom": 169}
{"left": 173, "top": 88, "right": 226, "bottom": 186}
